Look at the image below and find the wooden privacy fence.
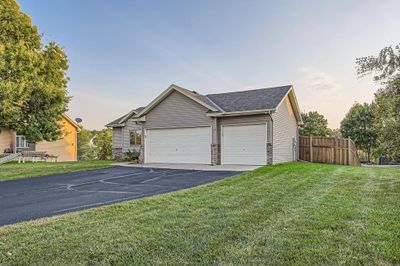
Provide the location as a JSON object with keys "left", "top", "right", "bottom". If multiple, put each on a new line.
{"left": 299, "top": 136, "right": 360, "bottom": 166}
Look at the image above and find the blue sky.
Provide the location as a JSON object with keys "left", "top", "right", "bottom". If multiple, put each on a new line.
{"left": 18, "top": 0, "right": 400, "bottom": 129}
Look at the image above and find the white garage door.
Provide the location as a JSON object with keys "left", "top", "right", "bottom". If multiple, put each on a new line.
{"left": 145, "top": 127, "right": 211, "bottom": 164}
{"left": 222, "top": 124, "right": 266, "bottom": 165}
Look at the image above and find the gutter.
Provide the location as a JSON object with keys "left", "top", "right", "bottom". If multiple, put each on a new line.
{"left": 206, "top": 109, "right": 275, "bottom": 117}
{"left": 105, "top": 123, "right": 125, "bottom": 128}
{"left": 105, "top": 116, "right": 146, "bottom": 128}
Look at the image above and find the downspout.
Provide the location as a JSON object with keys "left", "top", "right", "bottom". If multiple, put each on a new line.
{"left": 266, "top": 111, "right": 274, "bottom": 165}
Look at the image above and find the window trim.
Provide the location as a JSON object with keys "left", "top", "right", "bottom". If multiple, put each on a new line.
{"left": 16, "top": 135, "right": 29, "bottom": 149}
{"left": 129, "top": 129, "right": 142, "bottom": 146}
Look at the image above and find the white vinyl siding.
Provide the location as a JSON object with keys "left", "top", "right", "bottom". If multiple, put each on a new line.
{"left": 271, "top": 97, "right": 298, "bottom": 164}
{"left": 221, "top": 124, "right": 266, "bottom": 165}
{"left": 145, "top": 127, "right": 211, "bottom": 164}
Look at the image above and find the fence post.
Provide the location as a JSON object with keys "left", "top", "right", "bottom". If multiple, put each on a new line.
{"left": 332, "top": 137, "right": 336, "bottom": 164}
{"left": 310, "top": 136, "right": 313, "bottom": 163}
{"left": 348, "top": 137, "right": 352, "bottom": 166}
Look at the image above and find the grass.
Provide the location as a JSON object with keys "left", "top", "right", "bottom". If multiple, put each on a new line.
{"left": 0, "top": 160, "right": 113, "bottom": 181}
{"left": 0, "top": 162, "right": 399, "bottom": 265}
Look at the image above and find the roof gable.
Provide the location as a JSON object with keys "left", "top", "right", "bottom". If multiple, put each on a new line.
{"left": 62, "top": 114, "right": 80, "bottom": 131}
{"left": 136, "top": 84, "right": 219, "bottom": 117}
{"left": 284, "top": 87, "right": 302, "bottom": 123}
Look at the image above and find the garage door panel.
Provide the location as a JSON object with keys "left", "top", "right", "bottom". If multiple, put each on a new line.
{"left": 222, "top": 124, "right": 266, "bottom": 165}
{"left": 145, "top": 127, "right": 211, "bottom": 164}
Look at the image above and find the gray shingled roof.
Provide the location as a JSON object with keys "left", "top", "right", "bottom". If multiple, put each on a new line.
{"left": 106, "top": 114, "right": 127, "bottom": 126}
{"left": 195, "top": 95, "right": 220, "bottom": 110}
{"left": 206, "top": 85, "right": 292, "bottom": 112}
{"left": 106, "top": 107, "right": 146, "bottom": 127}
{"left": 135, "top": 107, "right": 145, "bottom": 114}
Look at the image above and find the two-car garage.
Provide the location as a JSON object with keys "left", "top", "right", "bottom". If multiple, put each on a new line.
{"left": 109, "top": 85, "right": 301, "bottom": 166}
{"left": 144, "top": 124, "right": 267, "bottom": 166}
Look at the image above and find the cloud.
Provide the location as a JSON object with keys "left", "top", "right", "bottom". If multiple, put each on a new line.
{"left": 295, "top": 67, "right": 345, "bottom": 128}
{"left": 297, "top": 67, "right": 343, "bottom": 94}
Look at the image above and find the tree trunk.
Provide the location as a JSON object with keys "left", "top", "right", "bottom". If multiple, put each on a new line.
{"left": 367, "top": 147, "right": 371, "bottom": 163}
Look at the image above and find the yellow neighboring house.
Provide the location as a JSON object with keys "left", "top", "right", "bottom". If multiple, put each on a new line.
{"left": 0, "top": 114, "right": 79, "bottom": 162}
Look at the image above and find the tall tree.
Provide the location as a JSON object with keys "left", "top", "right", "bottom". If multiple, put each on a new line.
{"left": 0, "top": 0, "right": 70, "bottom": 143}
{"left": 340, "top": 103, "right": 377, "bottom": 162}
{"left": 372, "top": 78, "right": 400, "bottom": 160}
{"left": 356, "top": 43, "right": 400, "bottom": 161}
{"left": 356, "top": 43, "right": 400, "bottom": 81}
{"left": 299, "top": 111, "right": 331, "bottom": 136}
{"left": 93, "top": 129, "right": 112, "bottom": 160}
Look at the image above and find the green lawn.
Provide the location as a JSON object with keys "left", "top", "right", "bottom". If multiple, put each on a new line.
{"left": 0, "top": 160, "right": 113, "bottom": 181}
{"left": 0, "top": 163, "right": 399, "bottom": 265}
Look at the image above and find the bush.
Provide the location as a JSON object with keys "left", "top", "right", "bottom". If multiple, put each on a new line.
{"left": 124, "top": 150, "right": 140, "bottom": 162}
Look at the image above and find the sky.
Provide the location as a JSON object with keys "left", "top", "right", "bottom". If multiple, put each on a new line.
{"left": 18, "top": 0, "right": 400, "bottom": 129}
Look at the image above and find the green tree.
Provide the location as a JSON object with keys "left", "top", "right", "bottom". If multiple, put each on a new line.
{"left": 93, "top": 129, "right": 112, "bottom": 160}
{"left": 299, "top": 111, "right": 331, "bottom": 136}
{"left": 340, "top": 103, "right": 377, "bottom": 162}
{"left": 329, "top": 128, "right": 342, "bottom": 138}
{"left": 357, "top": 43, "right": 400, "bottom": 161}
{"left": 77, "top": 128, "right": 96, "bottom": 160}
{"left": 0, "top": 0, "right": 70, "bottom": 143}
{"left": 372, "top": 78, "right": 400, "bottom": 160}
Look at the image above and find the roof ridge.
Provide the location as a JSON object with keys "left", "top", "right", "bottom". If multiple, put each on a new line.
{"left": 173, "top": 85, "right": 205, "bottom": 97}
{"left": 206, "top": 85, "right": 292, "bottom": 96}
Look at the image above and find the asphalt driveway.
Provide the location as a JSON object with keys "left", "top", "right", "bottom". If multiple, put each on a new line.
{"left": 0, "top": 167, "right": 239, "bottom": 226}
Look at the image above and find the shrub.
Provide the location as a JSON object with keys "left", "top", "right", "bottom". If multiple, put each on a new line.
{"left": 124, "top": 150, "right": 140, "bottom": 162}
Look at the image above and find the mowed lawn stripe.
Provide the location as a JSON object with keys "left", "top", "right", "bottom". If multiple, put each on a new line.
{"left": 0, "top": 163, "right": 399, "bottom": 265}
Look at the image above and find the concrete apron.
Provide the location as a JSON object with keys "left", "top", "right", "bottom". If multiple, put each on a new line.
{"left": 113, "top": 162, "right": 261, "bottom": 172}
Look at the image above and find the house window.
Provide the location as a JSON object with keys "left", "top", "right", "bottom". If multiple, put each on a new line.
{"left": 16, "top": 135, "right": 29, "bottom": 148}
{"left": 130, "top": 130, "right": 142, "bottom": 146}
